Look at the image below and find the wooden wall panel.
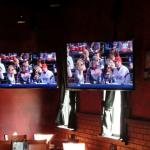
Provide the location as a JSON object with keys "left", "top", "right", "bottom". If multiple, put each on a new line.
{"left": 0, "top": 89, "right": 59, "bottom": 139}
{"left": 54, "top": 113, "right": 150, "bottom": 150}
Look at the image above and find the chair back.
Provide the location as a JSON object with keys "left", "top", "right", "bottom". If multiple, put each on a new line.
{"left": 4, "top": 134, "right": 27, "bottom": 141}
{"left": 28, "top": 140, "right": 48, "bottom": 150}
{"left": 34, "top": 134, "right": 54, "bottom": 143}
{"left": 63, "top": 142, "right": 85, "bottom": 150}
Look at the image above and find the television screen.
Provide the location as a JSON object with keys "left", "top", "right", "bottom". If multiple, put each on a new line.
{"left": 66, "top": 41, "right": 134, "bottom": 90}
{"left": 0, "top": 52, "right": 58, "bottom": 88}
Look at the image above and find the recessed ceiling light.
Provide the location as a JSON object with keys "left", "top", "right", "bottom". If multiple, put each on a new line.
{"left": 17, "top": 20, "right": 26, "bottom": 24}
{"left": 50, "top": 4, "right": 61, "bottom": 7}
{"left": 17, "top": 16, "right": 26, "bottom": 24}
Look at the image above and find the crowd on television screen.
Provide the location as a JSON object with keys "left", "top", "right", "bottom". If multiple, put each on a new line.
{"left": 0, "top": 52, "right": 57, "bottom": 85}
{"left": 67, "top": 41, "right": 133, "bottom": 85}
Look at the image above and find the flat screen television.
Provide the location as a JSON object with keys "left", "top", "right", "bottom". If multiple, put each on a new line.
{"left": 0, "top": 52, "right": 58, "bottom": 88}
{"left": 66, "top": 41, "right": 134, "bottom": 90}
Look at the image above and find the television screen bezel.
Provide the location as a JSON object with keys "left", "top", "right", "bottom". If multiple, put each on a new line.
{"left": 65, "top": 40, "right": 135, "bottom": 91}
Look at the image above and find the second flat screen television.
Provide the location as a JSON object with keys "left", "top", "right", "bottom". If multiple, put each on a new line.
{"left": 66, "top": 41, "right": 134, "bottom": 90}
{"left": 0, "top": 52, "right": 58, "bottom": 88}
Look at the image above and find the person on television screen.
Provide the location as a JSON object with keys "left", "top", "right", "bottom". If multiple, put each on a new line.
{"left": 104, "top": 42, "right": 113, "bottom": 54}
{"left": 0, "top": 66, "right": 5, "bottom": 83}
{"left": 47, "top": 52, "right": 56, "bottom": 62}
{"left": 31, "top": 65, "right": 42, "bottom": 84}
{"left": 17, "top": 64, "right": 31, "bottom": 84}
{"left": 112, "top": 56, "right": 131, "bottom": 84}
{"left": 67, "top": 46, "right": 74, "bottom": 70}
{"left": 94, "top": 51, "right": 105, "bottom": 70}
{"left": 19, "top": 53, "right": 30, "bottom": 62}
{"left": 90, "top": 42, "right": 101, "bottom": 53}
{"left": 13, "top": 58, "right": 21, "bottom": 73}
{"left": 112, "top": 41, "right": 122, "bottom": 52}
{"left": 105, "top": 52, "right": 116, "bottom": 70}
{"left": 67, "top": 45, "right": 75, "bottom": 78}
{"left": 67, "top": 61, "right": 73, "bottom": 78}
{"left": 81, "top": 48, "right": 90, "bottom": 69}
{"left": 22, "top": 60, "right": 33, "bottom": 74}
{"left": 74, "top": 58, "right": 86, "bottom": 84}
{"left": 127, "top": 41, "right": 133, "bottom": 52}
{"left": 101, "top": 64, "right": 114, "bottom": 84}
{"left": 119, "top": 41, "right": 133, "bottom": 53}
{"left": 5, "top": 65, "right": 16, "bottom": 84}
{"left": 0, "top": 57, "right": 6, "bottom": 73}
{"left": 32, "top": 73, "right": 42, "bottom": 84}
{"left": 86, "top": 55, "right": 102, "bottom": 84}
{"left": 36, "top": 59, "right": 43, "bottom": 70}
{"left": 40, "top": 63, "right": 56, "bottom": 84}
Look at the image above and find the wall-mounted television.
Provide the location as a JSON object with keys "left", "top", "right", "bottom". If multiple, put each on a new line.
{"left": 66, "top": 41, "right": 134, "bottom": 90}
{"left": 0, "top": 52, "right": 58, "bottom": 88}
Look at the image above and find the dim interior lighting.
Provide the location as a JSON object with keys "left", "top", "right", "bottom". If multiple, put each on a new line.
{"left": 50, "top": 3, "right": 61, "bottom": 7}
{"left": 49, "top": 0, "right": 61, "bottom": 7}
{"left": 63, "top": 143, "right": 85, "bottom": 150}
{"left": 4, "top": 135, "right": 8, "bottom": 141}
{"left": 17, "top": 15, "right": 26, "bottom": 24}
{"left": 57, "top": 125, "right": 74, "bottom": 131}
{"left": 34, "top": 134, "right": 54, "bottom": 143}
{"left": 13, "top": 131, "right": 18, "bottom": 136}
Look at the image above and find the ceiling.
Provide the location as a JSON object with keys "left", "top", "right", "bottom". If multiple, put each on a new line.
{"left": 0, "top": 0, "right": 64, "bottom": 8}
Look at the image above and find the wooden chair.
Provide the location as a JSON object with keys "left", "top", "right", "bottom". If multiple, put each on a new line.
{"left": 11, "top": 141, "right": 28, "bottom": 150}
{"left": 28, "top": 140, "right": 48, "bottom": 150}
{"left": 34, "top": 133, "right": 54, "bottom": 143}
{"left": 4, "top": 134, "right": 27, "bottom": 141}
{"left": 63, "top": 142, "right": 86, "bottom": 150}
